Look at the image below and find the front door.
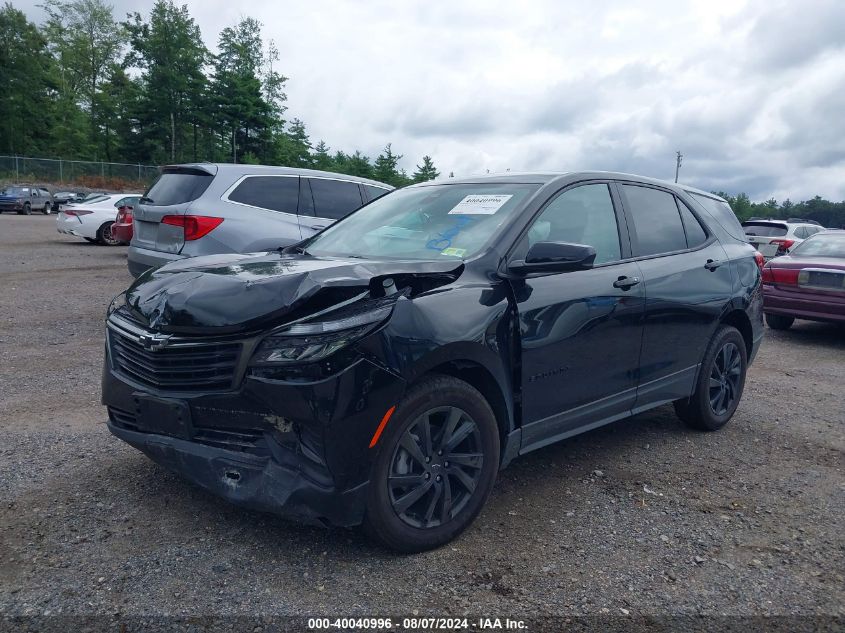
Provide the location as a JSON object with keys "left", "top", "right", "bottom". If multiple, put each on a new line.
{"left": 512, "top": 182, "right": 645, "bottom": 453}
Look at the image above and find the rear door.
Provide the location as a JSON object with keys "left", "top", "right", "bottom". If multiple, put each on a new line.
{"left": 299, "top": 177, "right": 365, "bottom": 237}
{"left": 617, "top": 183, "right": 734, "bottom": 410}
{"left": 132, "top": 166, "right": 216, "bottom": 254}
{"left": 221, "top": 174, "right": 303, "bottom": 249}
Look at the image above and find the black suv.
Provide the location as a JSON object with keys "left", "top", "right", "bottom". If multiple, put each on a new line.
{"left": 102, "top": 172, "right": 764, "bottom": 552}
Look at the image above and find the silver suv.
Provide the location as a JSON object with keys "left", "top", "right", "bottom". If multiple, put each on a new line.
{"left": 741, "top": 218, "right": 826, "bottom": 259}
{"left": 128, "top": 164, "right": 392, "bottom": 277}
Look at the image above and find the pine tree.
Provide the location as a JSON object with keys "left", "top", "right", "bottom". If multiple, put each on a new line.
{"left": 124, "top": 0, "right": 209, "bottom": 163}
{"left": 412, "top": 155, "right": 439, "bottom": 182}
{"left": 374, "top": 143, "right": 402, "bottom": 185}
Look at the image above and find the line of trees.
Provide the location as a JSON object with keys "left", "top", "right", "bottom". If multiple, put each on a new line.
{"left": 0, "top": 0, "right": 440, "bottom": 187}
{"left": 713, "top": 192, "right": 845, "bottom": 229}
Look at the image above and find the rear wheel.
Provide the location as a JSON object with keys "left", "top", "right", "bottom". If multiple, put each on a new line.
{"left": 765, "top": 313, "right": 794, "bottom": 330}
{"left": 42, "top": 202, "right": 52, "bottom": 214}
{"left": 674, "top": 325, "right": 747, "bottom": 432}
{"left": 363, "top": 375, "right": 499, "bottom": 553}
{"left": 96, "top": 221, "right": 120, "bottom": 246}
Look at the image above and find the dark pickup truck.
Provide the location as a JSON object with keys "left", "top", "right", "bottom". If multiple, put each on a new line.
{"left": 0, "top": 185, "right": 54, "bottom": 214}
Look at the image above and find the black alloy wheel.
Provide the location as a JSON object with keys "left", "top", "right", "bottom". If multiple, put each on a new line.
{"left": 364, "top": 375, "right": 499, "bottom": 553}
{"left": 708, "top": 342, "right": 741, "bottom": 416}
{"left": 388, "top": 406, "right": 484, "bottom": 529}
{"left": 674, "top": 325, "right": 748, "bottom": 431}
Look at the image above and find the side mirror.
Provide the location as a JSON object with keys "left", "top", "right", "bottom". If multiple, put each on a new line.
{"left": 509, "top": 241, "right": 597, "bottom": 274}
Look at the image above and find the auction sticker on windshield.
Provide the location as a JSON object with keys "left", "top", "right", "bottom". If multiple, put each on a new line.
{"left": 448, "top": 194, "right": 512, "bottom": 215}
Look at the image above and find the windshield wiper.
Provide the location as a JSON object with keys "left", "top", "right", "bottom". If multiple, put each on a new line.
{"left": 280, "top": 244, "right": 310, "bottom": 255}
{"left": 139, "top": 196, "right": 154, "bottom": 204}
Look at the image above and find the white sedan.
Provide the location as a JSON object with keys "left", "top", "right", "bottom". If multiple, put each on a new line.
{"left": 56, "top": 193, "right": 142, "bottom": 246}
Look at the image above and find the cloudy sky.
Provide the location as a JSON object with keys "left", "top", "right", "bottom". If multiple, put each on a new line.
{"left": 16, "top": 0, "right": 845, "bottom": 201}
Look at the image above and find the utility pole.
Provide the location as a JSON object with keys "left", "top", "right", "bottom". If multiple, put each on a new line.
{"left": 674, "top": 151, "right": 683, "bottom": 183}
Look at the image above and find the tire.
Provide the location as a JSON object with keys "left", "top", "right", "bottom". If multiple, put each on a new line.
{"left": 363, "top": 375, "right": 500, "bottom": 553}
{"left": 20, "top": 202, "right": 31, "bottom": 215}
{"left": 674, "top": 325, "right": 748, "bottom": 432}
{"left": 765, "top": 313, "right": 794, "bottom": 330}
{"left": 42, "top": 202, "right": 52, "bottom": 215}
{"left": 96, "top": 221, "right": 120, "bottom": 246}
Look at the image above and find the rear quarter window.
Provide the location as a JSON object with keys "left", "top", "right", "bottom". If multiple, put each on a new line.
{"left": 144, "top": 169, "right": 214, "bottom": 206}
{"left": 687, "top": 192, "right": 747, "bottom": 241}
{"left": 364, "top": 184, "right": 391, "bottom": 202}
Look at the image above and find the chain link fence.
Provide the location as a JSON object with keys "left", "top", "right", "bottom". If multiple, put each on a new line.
{"left": 0, "top": 155, "right": 160, "bottom": 189}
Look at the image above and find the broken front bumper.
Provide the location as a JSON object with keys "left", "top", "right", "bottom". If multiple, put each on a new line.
{"left": 102, "top": 341, "right": 406, "bottom": 527}
{"left": 107, "top": 422, "right": 369, "bottom": 526}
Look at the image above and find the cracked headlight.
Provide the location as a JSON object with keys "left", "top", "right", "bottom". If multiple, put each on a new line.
{"left": 250, "top": 301, "right": 394, "bottom": 365}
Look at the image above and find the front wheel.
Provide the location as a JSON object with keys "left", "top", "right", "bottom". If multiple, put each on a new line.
{"left": 765, "top": 313, "right": 794, "bottom": 330}
{"left": 363, "top": 375, "right": 500, "bottom": 553}
{"left": 96, "top": 221, "right": 120, "bottom": 246}
{"left": 674, "top": 325, "right": 748, "bottom": 432}
{"left": 20, "top": 202, "right": 31, "bottom": 215}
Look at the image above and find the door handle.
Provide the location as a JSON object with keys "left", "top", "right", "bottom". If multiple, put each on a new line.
{"left": 704, "top": 259, "right": 722, "bottom": 271}
{"left": 613, "top": 275, "right": 641, "bottom": 290}
{"left": 310, "top": 224, "right": 327, "bottom": 230}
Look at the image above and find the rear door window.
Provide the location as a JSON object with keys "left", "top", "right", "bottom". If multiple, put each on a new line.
{"left": 677, "top": 200, "right": 708, "bottom": 247}
{"left": 145, "top": 169, "right": 213, "bottom": 206}
{"left": 742, "top": 222, "right": 788, "bottom": 237}
{"left": 621, "top": 184, "right": 688, "bottom": 256}
{"left": 307, "top": 178, "right": 364, "bottom": 220}
{"left": 227, "top": 176, "right": 299, "bottom": 214}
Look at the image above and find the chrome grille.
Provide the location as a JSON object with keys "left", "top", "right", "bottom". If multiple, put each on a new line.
{"left": 107, "top": 316, "right": 241, "bottom": 391}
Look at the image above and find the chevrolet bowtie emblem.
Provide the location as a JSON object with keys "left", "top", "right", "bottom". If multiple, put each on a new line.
{"left": 138, "top": 333, "right": 172, "bottom": 351}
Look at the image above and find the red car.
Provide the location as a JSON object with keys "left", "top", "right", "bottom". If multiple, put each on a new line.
{"left": 762, "top": 230, "right": 845, "bottom": 329}
{"left": 111, "top": 201, "right": 137, "bottom": 245}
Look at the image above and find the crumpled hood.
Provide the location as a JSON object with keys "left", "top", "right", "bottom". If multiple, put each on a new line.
{"left": 123, "top": 251, "right": 463, "bottom": 334}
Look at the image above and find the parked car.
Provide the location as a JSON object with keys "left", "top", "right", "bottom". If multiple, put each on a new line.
{"left": 761, "top": 230, "right": 845, "bottom": 329}
{"left": 742, "top": 218, "right": 825, "bottom": 259}
{"left": 103, "top": 172, "right": 763, "bottom": 552}
{"left": 111, "top": 198, "right": 139, "bottom": 245}
{"left": 127, "top": 164, "right": 393, "bottom": 277}
{"left": 52, "top": 191, "right": 86, "bottom": 212}
{"left": 56, "top": 194, "right": 142, "bottom": 245}
{"left": 0, "top": 185, "right": 54, "bottom": 214}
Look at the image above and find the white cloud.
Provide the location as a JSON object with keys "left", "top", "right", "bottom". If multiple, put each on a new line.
{"left": 12, "top": 0, "right": 845, "bottom": 200}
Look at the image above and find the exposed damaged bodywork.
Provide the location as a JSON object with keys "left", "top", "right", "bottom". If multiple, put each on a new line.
{"left": 122, "top": 251, "right": 463, "bottom": 334}
{"left": 103, "top": 248, "right": 497, "bottom": 527}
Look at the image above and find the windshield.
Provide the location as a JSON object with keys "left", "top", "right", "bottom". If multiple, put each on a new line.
{"left": 1, "top": 187, "right": 28, "bottom": 196}
{"left": 304, "top": 183, "right": 539, "bottom": 260}
{"left": 788, "top": 233, "right": 845, "bottom": 258}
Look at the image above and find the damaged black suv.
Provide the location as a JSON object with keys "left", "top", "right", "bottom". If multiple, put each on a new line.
{"left": 103, "top": 172, "right": 764, "bottom": 552}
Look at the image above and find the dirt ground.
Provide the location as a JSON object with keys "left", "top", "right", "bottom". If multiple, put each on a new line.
{"left": 1, "top": 214, "right": 843, "bottom": 626}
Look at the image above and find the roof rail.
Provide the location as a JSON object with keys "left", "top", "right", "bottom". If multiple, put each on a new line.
{"left": 787, "top": 217, "right": 822, "bottom": 226}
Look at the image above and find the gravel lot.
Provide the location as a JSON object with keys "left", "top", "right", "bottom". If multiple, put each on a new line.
{"left": 1, "top": 215, "right": 843, "bottom": 625}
